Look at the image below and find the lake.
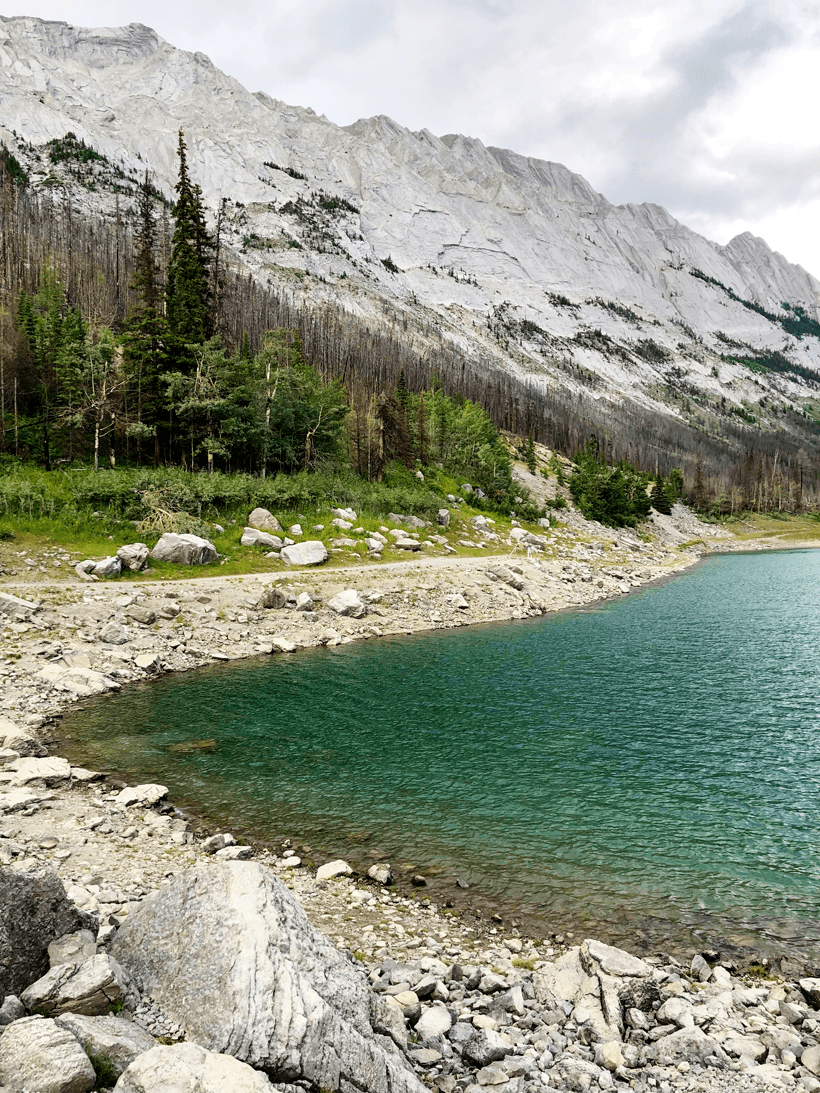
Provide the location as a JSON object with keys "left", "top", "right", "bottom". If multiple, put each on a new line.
{"left": 58, "top": 549, "right": 820, "bottom": 960}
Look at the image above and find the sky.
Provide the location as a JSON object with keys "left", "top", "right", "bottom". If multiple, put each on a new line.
{"left": 10, "top": 0, "right": 820, "bottom": 278}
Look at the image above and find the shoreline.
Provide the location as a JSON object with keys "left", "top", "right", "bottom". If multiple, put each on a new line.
{"left": 3, "top": 506, "right": 818, "bottom": 968}
{"left": 5, "top": 511, "right": 820, "bottom": 1091}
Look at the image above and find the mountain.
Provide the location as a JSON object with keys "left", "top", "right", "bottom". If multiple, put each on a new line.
{"left": 2, "top": 14, "right": 820, "bottom": 494}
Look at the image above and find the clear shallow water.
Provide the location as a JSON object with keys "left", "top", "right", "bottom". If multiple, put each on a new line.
{"left": 60, "top": 550, "right": 820, "bottom": 958}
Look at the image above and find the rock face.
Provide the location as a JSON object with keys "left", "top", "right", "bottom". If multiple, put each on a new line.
{"left": 0, "top": 1016, "right": 96, "bottom": 1093}
{"left": 279, "top": 541, "right": 328, "bottom": 566}
{"left": 2, "top": 14, "right": 820, "bottom": 489}
{"left": 111, "top": 861, "right": 424, "bottom": 1092}
{"left": 0, "top": 868, "right": 90, "bottom": 997}
{"left": 150, "top": 533, "right": 217, "bottom": 565}
{"left": 115, "top": 1042, "right": 274, "bottom": 1092}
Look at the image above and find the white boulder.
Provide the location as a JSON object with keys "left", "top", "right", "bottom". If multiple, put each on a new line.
{"left": 150, "top": 533, "right": 217, "bottom": 566}
{"left": 280, "top": 541, "right": 328, "bottom": 566}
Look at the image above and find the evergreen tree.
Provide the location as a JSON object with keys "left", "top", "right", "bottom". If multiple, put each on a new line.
{"left": 122, "top": 172, "right": 169, "bottom": 457}
{"left": 165, "top": 130, "right": 212, "bottom": 353}
{"left": 525, "top": 432, "right": 537, "bottom": 475}
{"left": 16, "top": 266, "right": 85, "bottom": 469}
{"left": 651, "top": 473, "right": 673, "bottom": 515}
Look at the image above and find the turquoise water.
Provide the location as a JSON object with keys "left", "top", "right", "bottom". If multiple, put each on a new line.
{"left": 59, "top": 550, "right": 820, "bottom": 958}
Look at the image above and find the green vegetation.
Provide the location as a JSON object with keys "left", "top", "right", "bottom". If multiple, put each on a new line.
{"left": 86, "top": 1046, "right": 119, "bottom": 1090}
{"left": 569, "top": 441, "right": 655, "bottom": 527}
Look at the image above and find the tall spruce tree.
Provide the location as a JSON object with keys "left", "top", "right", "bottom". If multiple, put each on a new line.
{"left": 122, "top": 172, "right": 168, "bottom": 456}
{"left": 165, "top": 130, "right": 212, "bottom": 354}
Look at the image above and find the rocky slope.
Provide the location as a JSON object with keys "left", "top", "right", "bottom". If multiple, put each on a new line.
{"left": 2, "top": 15, "right": 820, "bottom": 451}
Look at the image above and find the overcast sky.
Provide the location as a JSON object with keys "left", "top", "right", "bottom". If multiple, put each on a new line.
{"left": 12, "top": 0, "right": 820, "bottom": 278}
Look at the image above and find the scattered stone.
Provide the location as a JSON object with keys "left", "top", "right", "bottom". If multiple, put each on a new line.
{"left": 54, "top": 1013, "right": 157, "bottom": 1077}
{"left": 114, "top": 784, "right": 168, "bottom": 807}
{"left": 48, "top": 929, "right": 97, "bottom": 968}
{"left": 247, "top": 507, "right": 283, "bottom": 532}
{"left": 21, "top": 952, "right": 138, "bottom": 1016}
{"left": 100, "top": 621, "right": 132, "bottom": 644}
{"left": 367, "top": 862, "right": 394, "bottom": 885}
{"left": 0, "top": 995, "right": 25, "bottom": 1026}
{"left": 241, "top": 527, "right": 283, "bottom": 550}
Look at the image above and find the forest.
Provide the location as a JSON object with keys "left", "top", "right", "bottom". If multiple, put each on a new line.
{"left": 0, "top": 130, "right": 817, "bottom": 519}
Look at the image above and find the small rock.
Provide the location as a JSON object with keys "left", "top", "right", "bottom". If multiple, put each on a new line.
{"left": 327, "top": 589, "right": 368, "bottom": 618}
{"left": 48, "top": 929, "right": 97, "bottom": 968}
{"left": 100, "top": 621, "right": 132, "bottom": 645}
{"left": 367, "top": 862, "right": 394, "bottom": 885}
{"left": 316, "top": 859, "right": 352, "bottom": 882}
{"left": 115, "top": 784, "right": 168, "bottom": 807}
{"left": 415, "top": 1005, "right": 453, "bottom": 1040}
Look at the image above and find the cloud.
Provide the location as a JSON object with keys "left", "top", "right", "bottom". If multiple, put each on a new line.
{"left": 9, "top": 0, "right": 820, "bottom": 274}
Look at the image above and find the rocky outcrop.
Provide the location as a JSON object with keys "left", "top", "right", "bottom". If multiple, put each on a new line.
{"left": 111, "top": 861, "right": 424, "bottom": 1092}
{"left": 0, "top": 868, "right": 91, "bottom": 997}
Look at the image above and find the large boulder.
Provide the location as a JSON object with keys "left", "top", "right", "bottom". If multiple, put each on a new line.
{"left": 241, "top": 528, "right": 283, "bottom": 550}
{"left": 114, "top": 1042, "right": 274, "bottom": 1092}
{"left": 111, "top": 862, "right": 424, "bottom": 1093}
{"left": 55, "top": 1014, "right": 156, "bottom": 1078}
{"left": 150, "top": 533, "right": 217, "bottom": 566}
{"left": 248, "top": 508, "right": 283, "bottom": 533}
{"left": 280, "top": 541, "right": 328, "bottom": 566}
{"left": 0, "top": 868, "right": 91, "bottom": 997}
{"left": 21, "top": 953, "right": 139, "bottom": 1017}
{"left": 93, "top": 556, "right": 122, "bottom": 578}
{"left": 0, "top": 1015, "right": 96, "bottom": 1093}
{"left": 116, "top": 543, "right": 150, "bottom": 571}
{"left": 327, "top": 589, "right": 367, "bottom": 618}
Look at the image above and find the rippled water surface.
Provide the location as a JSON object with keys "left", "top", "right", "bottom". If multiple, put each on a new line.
{"left": 60, "top": 550, "right": 820, "bottom": 957}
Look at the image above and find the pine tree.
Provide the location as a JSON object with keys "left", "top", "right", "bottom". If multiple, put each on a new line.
{"left": 166, "top": 130, "right": 212, "bottom": 354}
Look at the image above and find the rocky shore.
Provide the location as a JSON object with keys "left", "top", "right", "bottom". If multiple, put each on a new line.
{"left": 2, "top": 504, "right": 819, "bottom": 1092}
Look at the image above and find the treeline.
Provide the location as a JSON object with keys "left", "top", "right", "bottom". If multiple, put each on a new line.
{"left": 1, "top": 138, "right": 818, "bottom": 512}
{"left": 0, "top": 136, "right": 518, "bottom": 506}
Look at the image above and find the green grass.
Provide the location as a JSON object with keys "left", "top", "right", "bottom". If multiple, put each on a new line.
{"left": 0, "top": 459, "right": 558, "bottom": 581}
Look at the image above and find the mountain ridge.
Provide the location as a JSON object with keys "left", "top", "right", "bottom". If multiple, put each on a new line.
{"left": 2, "top": 13, "right": 820, "bottom": 493}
